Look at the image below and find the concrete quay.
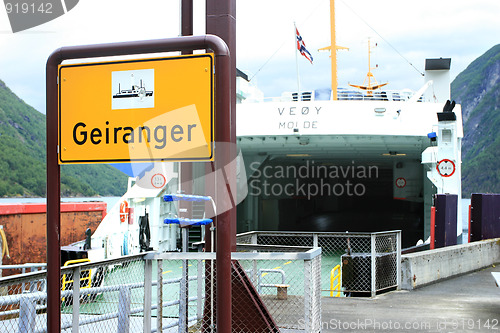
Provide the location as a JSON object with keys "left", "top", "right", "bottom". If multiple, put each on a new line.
{"left": 401, "top": 238, "right": 500, "bottom": 290}
{"left": 321, "top": 264, "right": 500, "bottom": 332}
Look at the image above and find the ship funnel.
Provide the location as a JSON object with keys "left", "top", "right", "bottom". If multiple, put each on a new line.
{"left": 424, "top": 58, "right": 451, "bottom": 103}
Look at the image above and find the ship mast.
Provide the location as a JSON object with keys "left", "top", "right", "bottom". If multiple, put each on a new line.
{"left": 330, "top": 0, "right": 337, "bottom": 100}
{"left": 349, "top": 39, "right": 388, "bottom": 96}
{"left": 319, "top": 0, "right": 348, "bottom": 100}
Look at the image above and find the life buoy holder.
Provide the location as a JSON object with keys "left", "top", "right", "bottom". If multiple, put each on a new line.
{"left": 120, "top": 201, "right": 129, "bottom": 223}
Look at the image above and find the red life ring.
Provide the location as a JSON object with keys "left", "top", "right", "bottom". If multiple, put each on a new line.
{"left": 120, "top": 201, "right": 129, "bottom": 223}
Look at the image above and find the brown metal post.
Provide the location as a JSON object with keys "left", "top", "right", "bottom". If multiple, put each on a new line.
{"left": 179, "top": 5, "right": 194, "bottom": 324}
{"left": 181, "top": 0, "right": 193, "bottom": 38}
{"left": 214, "top": 67, "right": 233, "bottom": 333}
{"left": 46, "top": 48, "right": 62, "bottom": 333}
{"left": 206, "top": 1, "right": 237, "bottom": 332}
{"left": 206, "top": 0, "right": 237, "bottom": 251}
{"left": 46, "top": 35, "right": 230, "bottom": 333}
{"left": 180, "top": 0, "right": 194, "bottom": 221}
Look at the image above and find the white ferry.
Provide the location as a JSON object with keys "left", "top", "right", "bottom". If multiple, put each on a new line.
{"left": 235, "top": 62, "right": 462, "bottom": 248}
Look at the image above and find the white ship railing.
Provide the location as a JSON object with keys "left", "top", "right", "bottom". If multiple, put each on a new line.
{"left": 247, "top": 89, "right": 423, "bottom": 103}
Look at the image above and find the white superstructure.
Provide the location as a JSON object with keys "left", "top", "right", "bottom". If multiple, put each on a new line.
{"left": 235, "top": 59, "right": 463, "bottom": 248}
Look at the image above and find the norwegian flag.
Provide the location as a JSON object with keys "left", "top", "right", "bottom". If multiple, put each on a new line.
{"left": 296, "top": 27, "right": 313, "bottom": 64}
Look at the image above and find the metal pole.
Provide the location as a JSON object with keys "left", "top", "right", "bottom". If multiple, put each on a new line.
{"left": 197, "top": 259, "right": 203, "bottom": 320}
{"left": 181, "top": 0, "right": 193, "bottom": 39}
{"left": 251, "top": 232, "right": 257, "bottom": 245}
{"left": 206, "top": 0, "right": 237, "bottom": 250}
{"left": 329, "top": 0, "right": 338, "bottom": 100}
{"left": 303, "top": 259, "right": 311, "bottom": 332}
{"left": 396, "top": 231, "right": 402, "bottom": 291}
{"left": 117, "top": 286, "right": 131, "bottom": 333}
{"left": 0, "top": 226, "right": 3, "bottom": 278}
{"left": 72, "top": 266, "right": 81, "bottom": 333}
{"left": 370, "top": 233, "right": 376, "bottom": 297}
{"left": 313, "top": 233, "right": 318, "bottom": 248}
{"left": 213, "top": 54, "right": 233, "bottom": 333}
{"left": 179, "top": 7, "right": 193, "bottom": 326}
{"left": 179, "top": 0, "right": 193, "bottom": 304}
{"left": 46, "top": 46, "right": 61, "bottom": 333}
{"left": 294, "top": 22, "right": 301, "bottom": 98}
{"left": 46, "top": 35, "right": 230, "bottom": 333}
{"left": 206, "top": 2, "right": 236, "bottom": 332}
{"left": 180, "top": 0, "right": 194, "bottom": 239}
{"left": 19, "top": 296, "right": 36, "bottom": 332}
{"left": 144, "top": 259, "right": 152, "bottom": 332}
{"left": 179, "top": 228, "right": 189, "bottom": 332}
{"left": 157, "top": 259, "right": 163, "bottom": 332}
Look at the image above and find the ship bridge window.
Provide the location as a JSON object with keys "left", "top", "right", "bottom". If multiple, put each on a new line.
{"left": 441, "top": 129, "right": 452, "bottom": 143}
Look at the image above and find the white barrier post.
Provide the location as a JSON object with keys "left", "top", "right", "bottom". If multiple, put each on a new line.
{"left": 18, "top": 296, "right": 36, "bottom": 333}
{"left": 144, "top": 259, "right": 152, "bottom": 332}
{"left": 117, "top": 286, "right": 131, "bottom": 333}
{"left": 72, "top": 266, "right": 81, "bottom": 333}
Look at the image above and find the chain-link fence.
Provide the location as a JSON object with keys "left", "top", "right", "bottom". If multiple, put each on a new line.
{"left": 0, "top": 247, "right": 321, "bottom": 332}
{"left": 237, "top": 231, "right": 401, "bottom": 297}
{"left": 0, "top": 254, "right": 148, "bottom": 333}
{"left": 147, "top": 248, "right": 321, "bottom": 333}
{"left": 0, "top": 231, "right": 398, "bottom": 332}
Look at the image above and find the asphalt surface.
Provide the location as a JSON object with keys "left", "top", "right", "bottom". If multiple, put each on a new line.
{"left": 321, "top": 264, "right": 500, "bottom": 332}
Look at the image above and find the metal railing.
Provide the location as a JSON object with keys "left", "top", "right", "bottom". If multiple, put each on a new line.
{"left": 0, "top": 263, "right": 47, "bottom": 274}
{"left": 330, "top": 265, "right": 341, "bottom": 297}
{"left": 237, "top": 230, "right": 401, "bottom": 297}
{"left": 257, "top": 268, "right": 286, "bottom": 294}
{"left": 0, "top": 247, "right": 321, "bottom": 332}
{"left": 0, "top": 230, "right": 401, "bottom": 332}
{"left": 258, "top": 89, "right": 420, "bottom": 103}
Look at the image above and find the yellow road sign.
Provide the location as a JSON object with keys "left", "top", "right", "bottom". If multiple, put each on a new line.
{"left": 58, "top": 54, "right": 214, "bottom": 164}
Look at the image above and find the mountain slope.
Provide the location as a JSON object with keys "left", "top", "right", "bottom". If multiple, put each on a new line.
{"left": 451, "top": 44, "right": 500, "bottom": 196}
{"left": 0, "top": 79, "right": 127, "bottom": 197}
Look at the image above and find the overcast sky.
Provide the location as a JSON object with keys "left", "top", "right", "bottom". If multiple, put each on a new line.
{"left": 1, "top": 0, "right": 499, "bottom": 113}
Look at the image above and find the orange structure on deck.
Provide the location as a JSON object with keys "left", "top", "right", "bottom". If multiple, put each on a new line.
{"left": 0, "top": 202, "right": 106, "bottom": 276}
